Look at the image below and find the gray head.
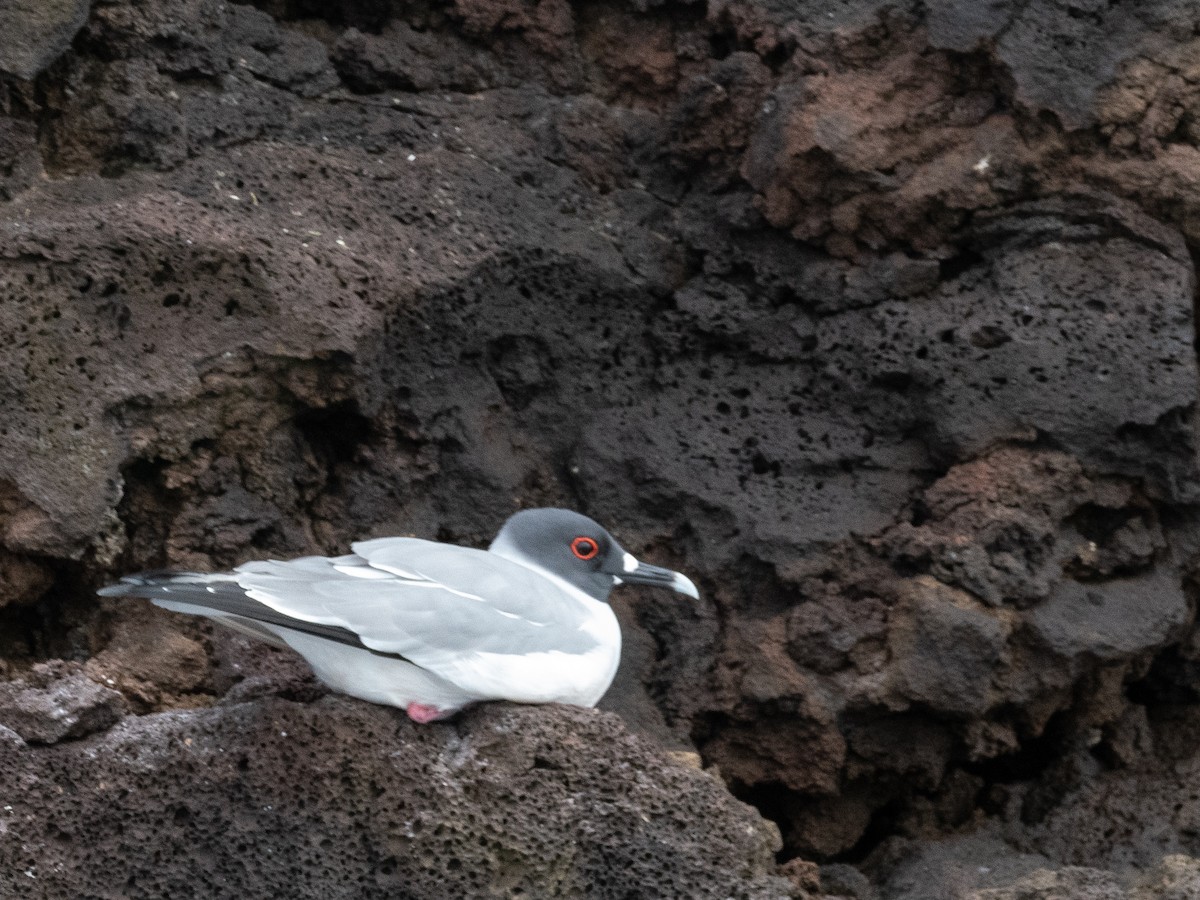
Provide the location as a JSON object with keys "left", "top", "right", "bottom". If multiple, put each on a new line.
{"left": 489, "top": 508, "right": 699, "bottom": 603}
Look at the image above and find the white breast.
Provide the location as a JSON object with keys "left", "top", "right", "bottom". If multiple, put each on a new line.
{"left": 469, "top": 600, "right": 622, "bottom": 706}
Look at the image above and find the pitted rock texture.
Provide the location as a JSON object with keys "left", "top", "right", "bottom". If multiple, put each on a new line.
{"left": 1, "top": 0, "right": 1200, "bottom": 897}
{"left": 0, "top": 700, "right": 794, "bottom": 899}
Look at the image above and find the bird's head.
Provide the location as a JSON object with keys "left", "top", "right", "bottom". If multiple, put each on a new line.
{"left": 489, "top": 508, "right": 699, "bottom": 603}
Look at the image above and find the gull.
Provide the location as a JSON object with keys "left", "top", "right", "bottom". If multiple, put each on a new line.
{"left": 99, "top": 508, "right": 698, "bottom": 723}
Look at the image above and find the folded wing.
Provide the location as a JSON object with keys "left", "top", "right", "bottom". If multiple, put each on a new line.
{"left": 234, "top": 538, "right": 601, "bottom": 679}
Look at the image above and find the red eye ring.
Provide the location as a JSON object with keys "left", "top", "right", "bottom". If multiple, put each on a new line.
{"left": 571, "top": 536, "right": 600, "bottom": 560}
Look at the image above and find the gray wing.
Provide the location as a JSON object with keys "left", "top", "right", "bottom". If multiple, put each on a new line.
{"left": 234, "top": 539, "right": 600, "bottom": 671}
{"left": 98, "top": 569, "right": 382, "bottom": 653}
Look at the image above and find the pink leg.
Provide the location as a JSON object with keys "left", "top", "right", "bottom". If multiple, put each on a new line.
{"left": 406, "top": 702, "right": 447, "bottom": 724}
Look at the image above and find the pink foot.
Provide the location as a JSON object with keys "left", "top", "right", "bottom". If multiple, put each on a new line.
{"left": 406, "top": 702, "right": 447, "bottom": 724}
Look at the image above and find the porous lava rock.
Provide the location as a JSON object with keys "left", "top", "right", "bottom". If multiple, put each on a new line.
{"left": 1, "top": 0, "right": 1200, "bottom": 896}
{"left": 0, "top": 699, "right": 795, "bottom": 899}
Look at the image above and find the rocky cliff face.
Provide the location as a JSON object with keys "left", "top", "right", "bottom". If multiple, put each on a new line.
{"left": 2, "top": 1, "right": 1200, "bottom": 897}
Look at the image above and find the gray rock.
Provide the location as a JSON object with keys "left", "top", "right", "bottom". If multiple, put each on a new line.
{"left": 0, "top": 664, "right": 125, "bottom": 744}
{"left": 1029, "top": 569, "right": 1189, "bottom": 661}
{"left": 888, "top": 579, "right": 1010, "bottom": 718}
{"left": 0, "top": 0, "right": 90, "bottom": 79}
{"left": 928, "top": 0, "right": 1200, "bottom": 129}
{"left": 0, "top": 699, "right": 797, "bottom": 899}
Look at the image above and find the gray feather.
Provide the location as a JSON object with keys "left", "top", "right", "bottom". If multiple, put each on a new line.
{"left": 236, "top": 539, "right": 600, "bottom": 660}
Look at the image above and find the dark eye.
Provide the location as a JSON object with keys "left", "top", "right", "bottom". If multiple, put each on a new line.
{"left": 571, "top": 536, "right": 599, "bottom": 560}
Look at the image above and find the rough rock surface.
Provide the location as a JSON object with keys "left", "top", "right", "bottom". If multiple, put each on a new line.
{"left": 0, "top": 699, "right": 794, "bottom": 898}
{"left": 0, "top": 0, "right": 1200, "bottom": 897}
{"left": 0, "top": 661, "right": 124, "bottom": 744}
{"left": 0, "top": 0, "right": 92, "bottom": 79}
{"left": 874, "top": 833, "right": 1200, "bottom": 900}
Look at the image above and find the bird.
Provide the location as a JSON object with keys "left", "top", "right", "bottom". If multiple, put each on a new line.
{"left": 98, "top": 508, "right": 699, "bottom": 723}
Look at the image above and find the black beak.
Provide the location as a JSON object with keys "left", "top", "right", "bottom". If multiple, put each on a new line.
{"left": 602, "top": 550, "right": 699, "bottom": 599}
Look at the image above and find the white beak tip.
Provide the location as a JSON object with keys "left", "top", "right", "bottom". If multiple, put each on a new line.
{"left": 672, "top": 572, "right": 700, "bottom": 600}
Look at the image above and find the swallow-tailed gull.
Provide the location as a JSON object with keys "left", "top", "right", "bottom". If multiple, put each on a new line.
{"left": 98, "top": 508, "right": 698, "bottom": 723}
